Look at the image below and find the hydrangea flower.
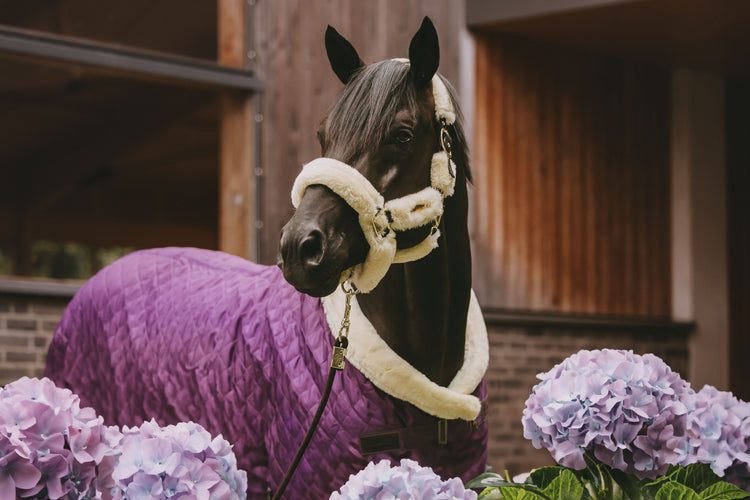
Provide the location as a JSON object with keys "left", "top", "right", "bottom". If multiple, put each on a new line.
{"left": 0, "top": 376, "right": 122, "bottom": 499}
{"left": 522, "top": 349, "right": 691, "bottom": 478}
{"left": 329, "top": 458, "right": 477, "bottom": 500}
{"left": 683, "top": 385, "right": 750, "bottom": 484}
{"left": 110, "top": 419, "right": 247, "bottom": 499}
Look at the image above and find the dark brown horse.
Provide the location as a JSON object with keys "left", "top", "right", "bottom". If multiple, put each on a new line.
{"left": 46, "top": 17, "right": 487, "bottom": 498}
{"left": 279, "top": 17, "right": 473, "bottom": 388}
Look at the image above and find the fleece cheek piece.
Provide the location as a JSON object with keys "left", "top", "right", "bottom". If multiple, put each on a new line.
{"left": 385, "top": 187, "right": 443, "bottom": 232}
{"left": 431, "top": 152, "right": 456, "bottom": 198}
{"left": 291, "top": 72, "right": 456, "bottom": 293}
{"left": 432, "top": 76, "right": 456, "bottom": 126}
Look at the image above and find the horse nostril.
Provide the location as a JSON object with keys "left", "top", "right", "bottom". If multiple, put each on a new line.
{"left": 299, "top": 230, "right": 324, "bottom": 267}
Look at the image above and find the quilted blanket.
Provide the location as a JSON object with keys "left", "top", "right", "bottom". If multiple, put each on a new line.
{"left": 45, "top": 247, "right": 488, "bottom": 498}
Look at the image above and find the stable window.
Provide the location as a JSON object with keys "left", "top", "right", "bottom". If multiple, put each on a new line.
{"left": 0, "top": 1, "right": 261, "bottom": 280}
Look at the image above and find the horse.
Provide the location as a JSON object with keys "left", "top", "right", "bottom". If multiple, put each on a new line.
{"left": 45, "top": 17, "right": 488, "bottom": 499}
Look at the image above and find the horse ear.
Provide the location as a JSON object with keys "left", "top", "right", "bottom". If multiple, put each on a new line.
{"left": 325, "top": 25, "right": 364, "bottom": 84}
{"left": 408, "top": 17, "right": 440, "bottom": 88}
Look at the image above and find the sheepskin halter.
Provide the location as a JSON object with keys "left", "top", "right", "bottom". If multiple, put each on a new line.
{"left": 291, "top": 66, "right": 457, "bottom": 293}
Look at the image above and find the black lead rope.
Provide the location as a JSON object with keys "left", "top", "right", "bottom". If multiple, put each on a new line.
{"left": 271, "top": 345, "right": 342, "bottom": 500}
{"left": 271, "top": 286, "right": 356, "bottom": 500}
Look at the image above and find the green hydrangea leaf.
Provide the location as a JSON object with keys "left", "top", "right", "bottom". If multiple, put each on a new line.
{"left": 697, "top": 481, "right": 750, "bottom": 500}
{"left": 541, "top": 468, "right": 585, "bottom": 500}
{"left": 667, "top": 464, "right": 722, "bottom": 493}
{"left": 498, "top": 487, "right": 542, "bottom": 500}
{"left": 656, "top": 482, "right": 700, "bottom": 500}
{"left": 530, "top": 466, "right": 569, "bottom": 489}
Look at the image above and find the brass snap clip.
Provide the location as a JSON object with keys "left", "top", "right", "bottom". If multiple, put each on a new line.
{"left": 331, "top": 281, "right": 358, "bottom": 370}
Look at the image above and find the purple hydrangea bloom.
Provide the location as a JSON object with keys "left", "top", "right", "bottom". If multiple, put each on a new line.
{"left": 329, "top": 458, "right": 477, "bottom": 500}
{"left": 110, "top": 419, "right": 247, "bottom": 499}
{"left": 0, "top": 377, "right": 121, "bottom": 499}
{"left": 683, "top": 385, "right": 750, "bottom": 485}
{"left": 522, "top": 349, "right": 691, "bottom": 478}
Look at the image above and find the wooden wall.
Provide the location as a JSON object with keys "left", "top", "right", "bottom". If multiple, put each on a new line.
{"left": 248, "top": 0, "right": 467, "bottom": 265}
{"left": 471, "top": 33, "right": 672, "bottom": 316}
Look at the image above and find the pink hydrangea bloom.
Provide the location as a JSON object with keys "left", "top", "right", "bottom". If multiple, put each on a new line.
{"left": 684, "top": 385, "right": 750, "bottom": 486}
{"left": 522, "top": 349, "right": 691, "bottom": 478}
{"left": 0, "top": 377, "right": 121, "bottom": 499}
{"left": 522, "top": 349, "right": 750, "bottom": 485}
{"left": 330, "top": 458, "right": 477, "bottom": 500}
{"left": 110, "top": 419, "right": 247, "bottom": 499}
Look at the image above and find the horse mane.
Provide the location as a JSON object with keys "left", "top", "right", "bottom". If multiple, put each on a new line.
{"left": 325, "top": 59, "right": 472, "bottom": 183}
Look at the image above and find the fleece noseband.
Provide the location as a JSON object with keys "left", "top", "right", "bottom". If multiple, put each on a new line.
{"left": 291, "top": 70, "right": 457, "bottom": 293}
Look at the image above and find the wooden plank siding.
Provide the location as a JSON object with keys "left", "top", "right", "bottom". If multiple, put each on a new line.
{"left": 471, "top": 33, "right": 672, "bottom": 316}
{"left": 248, "top": 0, "right": 467, "bottom": 265}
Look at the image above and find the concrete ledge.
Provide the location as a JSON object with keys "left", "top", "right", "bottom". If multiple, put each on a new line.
{"left": 0, "top": 279, "right": 81, "bottom": 298}
{"left": 483, "top": 307, "right": 695, "bottom": 334}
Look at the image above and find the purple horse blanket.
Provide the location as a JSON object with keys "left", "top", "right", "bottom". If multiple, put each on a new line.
{"left": 45, "top": 247, "right": 488, "bottom": 498}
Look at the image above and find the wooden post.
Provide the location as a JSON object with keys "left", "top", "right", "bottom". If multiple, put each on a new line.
{"left": 671, "top": 69, "right": 729, "bottom": 390}
{"left": 218, "top": 0, "right": 257, "bottom": 260}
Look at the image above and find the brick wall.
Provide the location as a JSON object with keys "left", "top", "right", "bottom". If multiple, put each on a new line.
{"left": 0, "top": 294, "right": 71, "bottom": 385}
{"left": 483, "top": 315, "right": 692, "bottom": 477}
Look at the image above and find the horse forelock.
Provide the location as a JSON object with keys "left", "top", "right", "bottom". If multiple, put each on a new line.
{"left": 325, "top": 59, "right": 471, "bottom": 182}
{"left": 325, "top": 60, "right": 414, "bottom": 161}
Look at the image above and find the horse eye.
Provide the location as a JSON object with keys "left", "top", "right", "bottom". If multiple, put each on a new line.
{"left": 394, "top": 129, "right": 413, "bottom": 145}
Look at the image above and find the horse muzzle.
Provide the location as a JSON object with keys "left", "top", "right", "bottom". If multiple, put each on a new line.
{"left": 278, "top": 185, "right": 368, "bottom": 297}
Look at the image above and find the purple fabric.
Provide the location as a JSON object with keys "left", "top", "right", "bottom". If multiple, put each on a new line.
{"left": 45, "top": 247, "right": 487, "bottom": 498}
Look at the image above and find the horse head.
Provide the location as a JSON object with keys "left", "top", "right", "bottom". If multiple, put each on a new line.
{"left": 279, "top": 17, "right": 466, "bottom": 298}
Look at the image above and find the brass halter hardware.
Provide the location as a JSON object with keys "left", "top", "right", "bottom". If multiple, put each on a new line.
{"left": 439, "top": 118, "right": 455, "bottom": 178}
{"left": 430, "top": 118, "right": 454, "bottom": 234}
{"left": 330, "top": 281, "right": 358, "bottom": 370}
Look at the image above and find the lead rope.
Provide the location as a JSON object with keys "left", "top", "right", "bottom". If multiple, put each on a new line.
{"left": 271, "top": 283, "right": 357, "bottom": 500}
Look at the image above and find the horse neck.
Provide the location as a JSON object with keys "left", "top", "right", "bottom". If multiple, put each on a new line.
{"left": 356, "top": 176, "right": 471, "bottom": 387}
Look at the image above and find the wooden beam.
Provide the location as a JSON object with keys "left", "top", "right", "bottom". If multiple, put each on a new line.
{"left": 218, "top": 0, "right": 257, "bottom": 260}
{"left": 466, "top": 0, "right": 635, "bottom": 28}
{"left": 218, "top": 0, "right": 247, "bottom": 68}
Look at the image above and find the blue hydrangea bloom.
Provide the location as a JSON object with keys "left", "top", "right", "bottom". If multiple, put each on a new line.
{"left": 0, "top": 377, "right": 122, "bottom": 498}
{"left": 684, "top": 385, "right": 750, "bottom": 485}
{"left": 110, "top": 419, "right": 247, "bottom": 499}
{"left": 329, "top": 458, "right": 477, "bottom": 499}
{"left": 522, "top": 349, "right": 691, "bottom": 478}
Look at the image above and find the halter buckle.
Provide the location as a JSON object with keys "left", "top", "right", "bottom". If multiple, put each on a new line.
{"left": 372, "top": 207, "right": 391, "bottom": 239}
{"left": 431, "top": 211, "right": 443, "bottom": 235}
